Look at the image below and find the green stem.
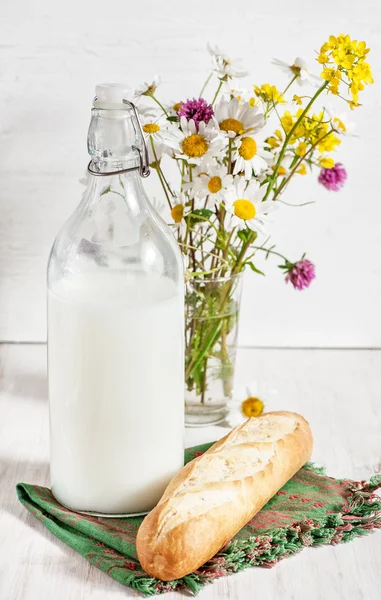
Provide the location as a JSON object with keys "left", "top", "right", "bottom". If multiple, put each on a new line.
{"left": 227, "top": 138, "right": 233, "bottom": 174}
{"left": 185, "top": 232, "right": 254, "bottom": 381}
{"left": 150, "top": 138, "right": 172, "bottom": 209}
{"left": 150, "top": 94, "right": 169, "bottom": 118}
{"left": 211, "top": 80, "right": 223, "bottom": 105}
{"left": 200, "top": 72, "right": 213, "bottom": 97}
{"left": 281, "top": 74, "right": 298, "bottom": 98}
{"left": 263, "top": 81, "right": 329, "bottom": 202}
{"left": 265, "top": 75, "right": 298, "bottom": 118}
{"left": 272, "top": 127, "right": 334, "bottom": 201}
{"left": 158, "top": 162, "right": 175, "bottom": 197}
{"left": 251, "top": 246, "right": 289, "bottom": 261}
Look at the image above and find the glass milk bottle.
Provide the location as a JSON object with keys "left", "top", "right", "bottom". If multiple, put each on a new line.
{"left": 47, "top": 84, "right": 184, "bottom": 516}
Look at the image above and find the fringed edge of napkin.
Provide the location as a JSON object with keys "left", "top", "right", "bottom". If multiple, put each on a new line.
{"left": 17, "top": 465, "right": 381, "bottom": 597}
{"left": 127, "top": 467, "right": 381, "bottom": 596}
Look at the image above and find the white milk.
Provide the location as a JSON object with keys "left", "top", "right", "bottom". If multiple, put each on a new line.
{"left": 48, "top": 272, "right": 184, "bottom": 515}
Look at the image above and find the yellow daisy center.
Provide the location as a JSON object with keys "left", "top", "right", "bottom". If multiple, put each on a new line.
{"left": 233, "top": 199, "right": 256, "bottom": 221}
{"left": 291, "top": 64, "right": 303, "bottom": 77}
{"left": 143, "top": 123, "right": 160, "bottom": 134}
{"left": 173, "top": 102, "right": 181, "bottom": 112}
{"left": 171, "top": 204, "right": 184, "bottom": 223}
{"left": 239, "top": 137, "right": 257, "bottom": 160}
{"left": 208, "top": 176, "right": 222, "bottom": 194}
{"left": 144, "top": 84, "right": 156, "bottom": 96}
{"left": 182, "top": 134, "right": 209, "bottom": 158}
{"left": 278, "top": 165, "right": 287, "bottom": 176}
{"left": 219, "top": 118, "right": 245, "bottom": 136}
{"left": 241, "top": 397, "right": 264, "bottom": 418}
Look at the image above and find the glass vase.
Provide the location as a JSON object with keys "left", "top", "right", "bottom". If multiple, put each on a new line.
{"left": 184, "top": 272, "right": 243, "bottom": 426}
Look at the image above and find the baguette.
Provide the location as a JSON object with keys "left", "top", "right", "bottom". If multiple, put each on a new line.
{"left": 136, "top": 411, "right": 313, "bottom": 581}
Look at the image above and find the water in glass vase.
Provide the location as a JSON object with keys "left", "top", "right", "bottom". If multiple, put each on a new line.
{"left": 184, "top": 273, "right": 243, "bottom": 426}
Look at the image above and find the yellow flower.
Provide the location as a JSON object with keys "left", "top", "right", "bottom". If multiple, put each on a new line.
{"left": 241, "top": 397, "right": 264, "bottom": 418}
{"left": 317, "top": 53, "right": 329, "bottom": 64}
{"left": 296, "top": 163, "right": 307, "bottom": 175}
{"left": 293, "top": 94, "right": 303, "bottom": 105}
{"left": 317, "top": 34, "right": 373, "bottom": 106}
{"left": 267, "top": 129, "right": 283, "bottom": 149}
{"left": 351, "top": 60, "right": 374, "bottom": 85}
{"left": 348, "top": 99, "right": 361, "bottom": 110}
{"left": 321, "top": 67, "right": 342, "bottom": 83}
{"left": 319, "top": 156, "right": 335, "bottom": 168}
{"left": 280, "top": 111, "right": 294, "bottom": 134}
{"left": 317, "top": 132, "right": 341, "bottom": 153}
{"left": 329, "top": 84, "right": 340, "bottom": 95}
{"left": 296, "top": 141, "right": 308, "bottom": 157}
{"left": 254, "top": 83, "right": 285, "bottom": 104}
{"left": 332, "top": 117, "right": 346, "bottom": 134}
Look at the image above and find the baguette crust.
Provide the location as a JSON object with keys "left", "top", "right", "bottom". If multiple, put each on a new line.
{"left": 136, "top": 411, "right": 313, "bottom": 581}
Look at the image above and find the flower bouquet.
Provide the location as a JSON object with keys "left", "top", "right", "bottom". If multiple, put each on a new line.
{"left": 133, "top": 35, "right": 373, "bottom": 425}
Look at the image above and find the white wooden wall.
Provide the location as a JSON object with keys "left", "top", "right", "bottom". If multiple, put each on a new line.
{"left": 1, "top": 0, "right": 380, "bottom": 346}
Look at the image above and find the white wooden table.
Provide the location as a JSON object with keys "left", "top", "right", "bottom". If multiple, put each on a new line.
{"left": 1, "top": 344, "right": 380, "bottom": 600}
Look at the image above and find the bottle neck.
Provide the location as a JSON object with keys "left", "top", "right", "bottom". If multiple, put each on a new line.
{"left": 87, "top": 107, "right": 140, "bottom": 174}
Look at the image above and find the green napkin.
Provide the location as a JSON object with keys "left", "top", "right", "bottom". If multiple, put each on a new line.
{"left": 17, "top": 442, "right": 381, "bottom": 597}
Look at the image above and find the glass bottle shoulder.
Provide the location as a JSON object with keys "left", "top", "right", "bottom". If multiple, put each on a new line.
{"left": 47, "top": 173, "right": 184, "bottom": 302}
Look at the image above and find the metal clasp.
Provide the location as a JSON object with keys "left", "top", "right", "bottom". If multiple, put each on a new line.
{"left": 123, "top": 99, "right": 151, "bottom": 178}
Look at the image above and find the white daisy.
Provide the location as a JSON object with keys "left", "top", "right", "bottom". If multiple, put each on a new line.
{"left": 214, "top": 98, "right": 264, "bottom": 139}
{"left": 226, "top": 380, "right": 275, "bottom": 428}
{"left": 272, "top": 57, "right": 321, "bottom": 87}
{"left": 165, "top": 99, "right": 182, "bottom": 118}
{"left": 225, "top": 177, "right": 277, "bottom": 235}
{"left": 207, "top": 43, "right": 248, "bottom": 79}
{"left": 134, "top": 74, "right": 161, "bottom": 98}
{"left": 183, "top": 162, "right": 233, "bottom": 206}
{"left": 222, "top": 84, "right": 260, "bottom": 107}
{"left": 169, "top": 192, "right": 188, "bottom": 236}
{"left": 233, "top": 137, "right": 273, "bottom": 179}
{"left": 140, "top": 113, "right": 182, "bottom": 162}
{"left": 177, "top": 116, "right": 226, "bottom": 165}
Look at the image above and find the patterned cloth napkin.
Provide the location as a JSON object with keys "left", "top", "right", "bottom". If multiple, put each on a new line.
{"left": 17, "top": 442, "right": 381, "bottom": 597}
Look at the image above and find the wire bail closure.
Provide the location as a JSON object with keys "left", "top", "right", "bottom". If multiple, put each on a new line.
{"left": 123, "top": 99, "right": 151, "bottom": 179}
{"left": 87, "top": 100, "right": 151, "bottom": 179}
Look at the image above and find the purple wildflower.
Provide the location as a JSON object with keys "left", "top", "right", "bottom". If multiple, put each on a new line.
{"left": 318, "top": 163, "right": 347, "bottom": 191}
{"left": 285, "top": 259, "right": 316, "bottom": 291}
{"left": 178, "top": 97, "right": 214, "bottom": 129}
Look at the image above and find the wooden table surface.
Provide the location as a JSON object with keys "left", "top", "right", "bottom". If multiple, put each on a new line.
{"left": 1, "top": 343, "right": 380, "bottom": 600}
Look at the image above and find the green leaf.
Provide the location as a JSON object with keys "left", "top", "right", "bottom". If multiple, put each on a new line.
{"left": 245, "top": 261, "right": 265, "bottom": 276}
{"left": 100, "top": 185, "right": 111, "bottom": 196}
{"left": 187, "top": 209, "right": 214, "bottom": 228}
{"left": 237, "top": 228, "right": 251, "bottom": 243}
{"left": 193, "top": 208, "right": 214, "bottom": 219}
